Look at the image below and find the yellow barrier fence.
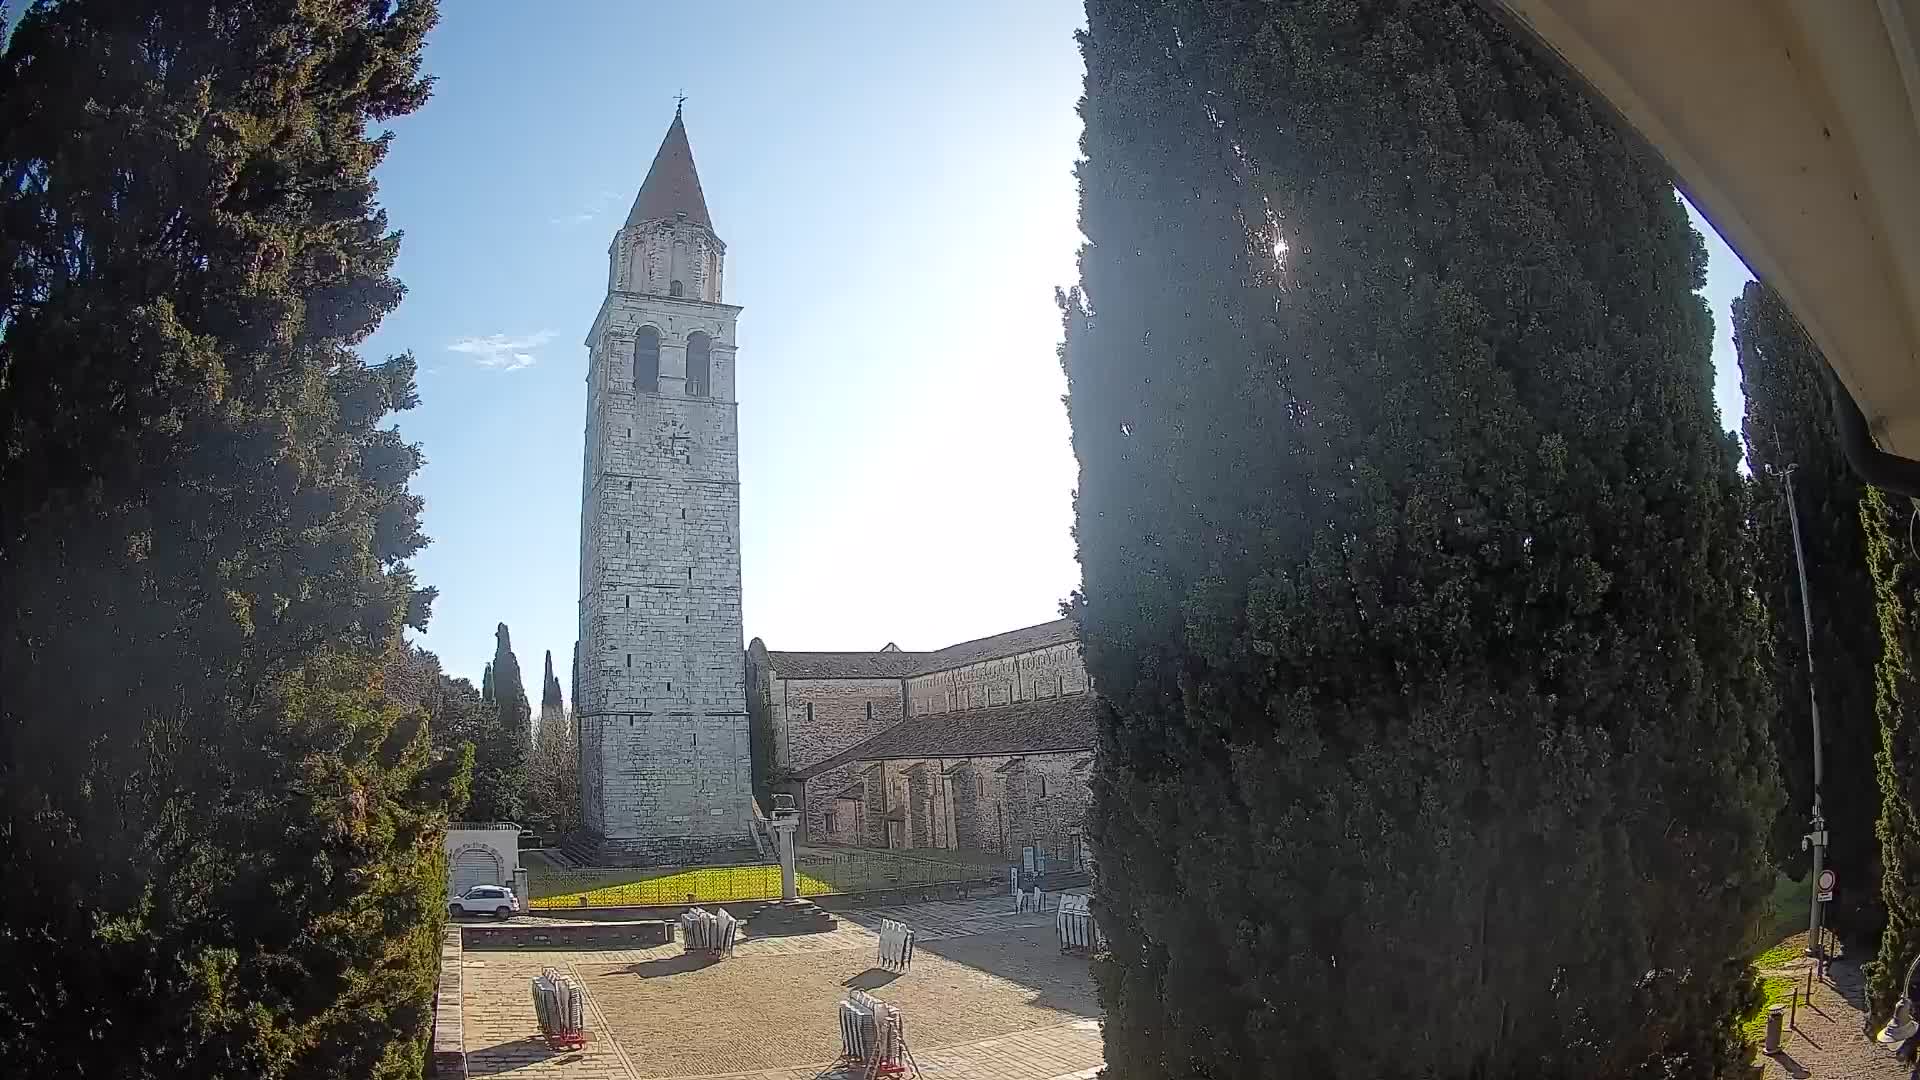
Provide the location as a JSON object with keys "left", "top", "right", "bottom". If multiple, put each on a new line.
{"left": 526, "top": 848, "right": 997, "bottom": 909}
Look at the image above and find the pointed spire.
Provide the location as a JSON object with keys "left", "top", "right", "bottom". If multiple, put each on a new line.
{"left": 625, "top": 109, "right": 712, "bottom": 231}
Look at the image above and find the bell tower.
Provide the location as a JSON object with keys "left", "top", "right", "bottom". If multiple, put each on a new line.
{"left": 576, "top": 107, "right": 752, "bottom": 864}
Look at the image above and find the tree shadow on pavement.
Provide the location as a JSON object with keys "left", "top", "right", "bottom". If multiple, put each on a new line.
{"left": 606, "top": 953, "right": 719, "bottom": 979}
{"left": 1763, "top": 1050, "right": 1811, "bottom": 1079}
{"left": 843, "top": 967, "right": 901, "bottom": 990}
{"left": 466, "top": 1037, "right": 587, "bottom": 1076}
{"left": 913, "top": 926, "right": 1099, "bottom": 1017}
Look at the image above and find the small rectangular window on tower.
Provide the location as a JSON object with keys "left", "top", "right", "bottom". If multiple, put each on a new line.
{"left": 805, "top": 703, "right": 814, "bottom": 724}
{"left": 865, "top": 701, "right": 873, "bottom": 721}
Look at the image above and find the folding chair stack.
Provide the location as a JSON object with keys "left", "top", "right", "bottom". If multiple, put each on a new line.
{"left": 529, "top": 966, "right": 588, "bottom": 1050}
{"left": 876, "top": 918, "right": 915, "bottom": 974}
{"left": 1056, "top": 894, "right": 1099, "bottom": 954}
{"left": 838, "top": 988, "right": 913, "bottom": 1077}
{"left": 678, "top": 906, "right": 739, "bottom": 959}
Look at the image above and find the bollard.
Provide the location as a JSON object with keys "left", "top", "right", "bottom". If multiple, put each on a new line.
{"left": 1763, "top": 1004, "right": 1786, "bottom": 1055}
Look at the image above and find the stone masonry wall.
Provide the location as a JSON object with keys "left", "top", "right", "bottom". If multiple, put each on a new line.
{"left": 800, "top": 759, "right": 861, "bottom": 845}
{"left": 769, "top": 677, "right": 906, "bottom": 775}
{"left": 1003, "top": 752, "right": 1092, "bottom": 864}
{"left": 905, "top": 642, "right": 1088, "bottom": 716}
{"left": 576, "top": 267, "right": 751, "bottom": 864}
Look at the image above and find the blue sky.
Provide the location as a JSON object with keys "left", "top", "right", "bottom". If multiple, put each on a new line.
{"left": 365, "top": 1, "right": 1752, "bottom": 687}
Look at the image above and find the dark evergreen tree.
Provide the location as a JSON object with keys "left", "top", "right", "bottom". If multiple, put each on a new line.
{"left": 1866, "top": 489, "right": 1920, "bottom": 1019}
{"left": 384, "top": 643, "right": 482, "bottom": 813}
{"left": 466, "top": 622, "right": 530, "bottom": 822}
{"left": 1064, "top": 1, "right": 1778, "bottom": 1076}
{"left": 1734, "top": 281, "right": 1885, "bottom": 940}
{"left": 482, "top": 661, "right": 496, "bottom": 705}
{"left": 0, "top": 1, "right": 450, "bottom": 1075}
{"left": 745, "top": 639, "right": 777, "bottom": 806}
{"left": 493, "top": 623, "right": 532, "bottom": 740}
{"left": 526, "top": 648, "right": 577, "bottom": 835}
{"left": 541, "top": 649, "right": 564, "bottom": 722}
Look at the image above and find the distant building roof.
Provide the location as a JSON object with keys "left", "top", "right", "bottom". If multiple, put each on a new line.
{"left": 799, "top": 693, "right": 1097, "bottom": 779}
{"left": 907, "top": 618, "right": 1077, "bottom": 676}
{"left": 763, "top": 651, "right": 929, "bottom": 679}
{"left": 760, "top": 618, "right": 1078, "bottom": 681}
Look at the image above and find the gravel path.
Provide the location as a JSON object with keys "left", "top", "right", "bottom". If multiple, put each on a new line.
{"left": 1755, "top": 956, "right": 1912, "bottom": 1079}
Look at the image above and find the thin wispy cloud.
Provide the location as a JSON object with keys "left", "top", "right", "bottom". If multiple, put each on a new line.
{"left": 447, "top": 330, "right": 556, "bottom": 373}
{"left": 549, "top": 189, "right": 622, "bottom": 228}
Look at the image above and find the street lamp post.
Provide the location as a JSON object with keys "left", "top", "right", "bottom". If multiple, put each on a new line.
{"left": 1781, "top": 465, "right": 1831, "bottom": 967}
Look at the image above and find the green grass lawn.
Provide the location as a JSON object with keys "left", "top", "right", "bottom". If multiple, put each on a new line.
{"left": 1748, "top": 873, "right": 1814, "bottom": 968}
{"left": 526, "top": 859, "right": 836, "bottom": 908}
{"left": 1742, "top": 973, "right": 1801, "bottom": 1041}
{"left": 523, "top": 847, "right": 999, "bottom": 908}
{"left": 1740, "top": 873, "right": 1816, "bottom": 1042}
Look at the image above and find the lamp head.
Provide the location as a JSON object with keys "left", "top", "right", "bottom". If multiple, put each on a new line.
{"left": 1877, "top": 999, "right": 1917, "bottom": 1050}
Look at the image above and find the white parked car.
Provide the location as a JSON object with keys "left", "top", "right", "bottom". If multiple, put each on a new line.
{"left": 448, "top": 884, "right": 517, "bottom": 919}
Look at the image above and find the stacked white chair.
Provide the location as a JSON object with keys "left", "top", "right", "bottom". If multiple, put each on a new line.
{"left": 678, "top": 907, "right": 739, "bottom": 958}
{"left": 529, "top": 966, "right": 587, "bottom": 1047}
{"left": 876, "top": 918, "right": 916, "bottom": 973}
{"left": 1056, "top": 894, "right": 1099, "bottom": 953}
{"left": 837, "top": 988, "right": 910, "bottom": 1076}
{"left": 838, "top": 993, "right": 876, "bottom": 1063}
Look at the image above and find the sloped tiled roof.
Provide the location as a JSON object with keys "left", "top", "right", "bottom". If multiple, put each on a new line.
{"left": 626, "top": 109, "right": 712, "bottom": 230}
{"left": 761, "top": 618, "right": 1078, "bottom": 681}
{"left": 799, "top": 693, "right": 1096, "bottom": 779}
{"left": 764, "top": 651, "right": 929, "bottom": 679}
{"left": 908, "top": 618, "right": 1077, "bottom": 676}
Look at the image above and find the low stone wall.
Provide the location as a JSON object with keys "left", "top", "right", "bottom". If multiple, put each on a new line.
{"left": 461, "top": 920, "right": 678, "bottom": 951}
{"left": 430, "top": 927, "right": 466, "bottom": 1079}
{"left": 808, "top": 876, "right": 998, "bottom": 911}
{"left": 507, "top": 900, "right": 765, "bottom": 924}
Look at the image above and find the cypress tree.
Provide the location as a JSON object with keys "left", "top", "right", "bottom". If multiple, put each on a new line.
{"left": 527, "top": 648, "right": 578, "bottom": 835}
{"left": 540, "top": 648, "right": 565, "bottom": 730}
{"left": 1867, "top": 491, "right": 1920, "bottom": 1016}
{"left": 482, "top": 660, "right": 496, "bottom": 705}
{"left": 1733, "top": 281, "right": 1884, "bottom": 940}
{"left": 466, "top": 623, "right": 530, "bottom": 822}
{"left": 0, "top": 1, "right": 451, "bottom": 1075}
{"left": 493, "top": 623, "right": 532, "bottom": 742}
{"left": 1064, "top": 2, "right": 1777, "bottom": 1076}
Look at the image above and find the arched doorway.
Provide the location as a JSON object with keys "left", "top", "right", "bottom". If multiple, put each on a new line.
{"left": 450, "top": 845, "right": 504, "bottom": 895}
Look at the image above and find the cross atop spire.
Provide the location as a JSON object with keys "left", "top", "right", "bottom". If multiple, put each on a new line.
{"left": 624, "top": 109, "right": 712, "bottom": 231}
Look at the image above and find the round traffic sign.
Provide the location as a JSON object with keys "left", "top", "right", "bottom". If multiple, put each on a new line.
{"left": 1818, "top": 869, "right": 1837, "bottom": 892}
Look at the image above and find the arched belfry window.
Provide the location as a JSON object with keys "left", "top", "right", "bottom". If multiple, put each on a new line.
{"left": 670, "top": 239, "right": 689, "bottom": 298}
{"left": 634, "top": 326, "right": 660, "bottom": 393}
{"left": 686, "top": 331, "right": 712, "bottom": 398}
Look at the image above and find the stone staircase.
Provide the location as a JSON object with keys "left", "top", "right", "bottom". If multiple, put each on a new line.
{"left": 737, "top": 897, "right": 837, "bottom": 938}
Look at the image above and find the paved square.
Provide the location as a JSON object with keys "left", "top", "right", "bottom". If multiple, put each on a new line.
{"left": 461, "top": 898, "right": 1105, "bottom": 1079}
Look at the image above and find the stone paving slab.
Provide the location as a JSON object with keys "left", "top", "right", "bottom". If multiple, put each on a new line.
{"left": 654, "top": 1020, "right": 1104, "bottom": 1080}
{"left": 461, "top": 895, "right": 1102, "bottom": 1080}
